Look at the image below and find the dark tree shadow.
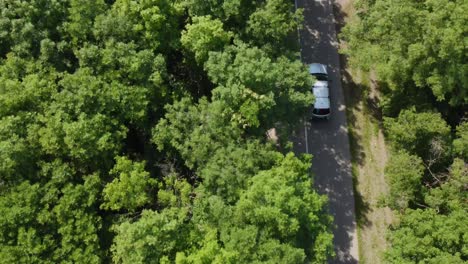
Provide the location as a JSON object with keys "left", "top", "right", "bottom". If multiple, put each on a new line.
{"left": 332, "top": 0, "right": 372, "bottom": 234}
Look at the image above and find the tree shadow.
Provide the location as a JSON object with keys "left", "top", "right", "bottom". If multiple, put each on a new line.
{"left": 351, "top": 165, "right": 371, "bottom": 228}
{"left": 332, "top": 0, "right": 372, "bottom": 229}
{"left": 294, "top": 0, "right": 384, "bottom": 262}
{"left": 339, "top": 58, "right": 372, "bottom": 230}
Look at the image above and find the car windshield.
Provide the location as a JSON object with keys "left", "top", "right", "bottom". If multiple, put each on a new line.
{"left": 313, "top": 73, "right": 328, "bottom": 81}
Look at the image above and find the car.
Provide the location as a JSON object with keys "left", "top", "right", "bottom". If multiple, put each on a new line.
{"left": 309, "top": 63, "right": 330, "bottom": 119}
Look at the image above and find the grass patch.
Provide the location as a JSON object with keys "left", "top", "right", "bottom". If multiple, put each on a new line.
{"left": 344, "top": 66, "right": 393, "bottom": 264}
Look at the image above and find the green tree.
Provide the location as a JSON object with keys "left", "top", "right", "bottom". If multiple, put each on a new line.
{"left": 0, "top": 0, "right": 68, "bottom": 57}
{"left": 48, "top": 173, "right": 102, "bottom": 263}
{"left": 111, "top": 175, "right": 193, "bottom": 263}
{"left": 386, "top": 208, "right": 467, "bottom": 263}
{"left": 205, "top": 42, "right": 313, "bottom": 131}
{"left": 385, "top": 155, "right": 468, "bottom": 263}
{"left": 385, "top": 151, "right": 424, "bottom": 210}
{"left": 342, "top": 0, "right": 468, "bottom": 106}
{"left": 246, "top": 0, "right": 303, "bottom": 51}
{"left": 35, "top": 68, "right": 158, "bottom": 171}
{"left": 0, "top": 0, "right": 330, "bottom": 262}
{"left": 63, "top": 0, "right": 108, "bottom": 48}
{"left": 0, "top": 168, "right": 103, "bottom": 263}
{"left": 111, "top": 153, "right": 334, "bottom": 263}
{"left": 76, "top": 41, "right": 167, "bottom": 91}
{"left": 198, "top": 140, "right": 279, "bottom": 203}
{"left": 384, "top": 109, "right": 451, "bottom": 163}
{"left": 181, "top": 16, "right": 233, "bottom": 65}
{"left": 92, "top": 0, "right": 180, "bottom": 53}
{"left": 453, "top": 121, "right": 468, "bottom": 160}
{"left": 185, "top": 153, "right": 333, "bottom": 263}
{"left": 424, "top": 158, "right": 467, "bottom": 214}
{"left": 0, "top": 70, "right": 57, "bottom": 117}
{"left": 153, "top": 97, "right": 243, "bottom": 169}
{"left": 101, "top": 156, "right": 157, "bottom": 212}
{"left": 0, "top": 182, "right": 46, "bottom": 263}
{"left": 232, "top": 153, "right": 334, "bottom": 263}
{"left": 111, "top": 208, "right": 191, "bottom": 264}
{"left": 182, "top": 0, "right": 259, "bottom": 28}
{"left": 0, "top": 114, "right": 38, "bottom": 185}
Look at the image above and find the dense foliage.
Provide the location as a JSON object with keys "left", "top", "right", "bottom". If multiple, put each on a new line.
{"left": 342, "top": 0, "right": 468, "bottom": 109}
{"left": 0, "top": 0, "right": 334, "bottom": 263}
{"left": 342, "top": 0, "right": 467, "bottom": 262}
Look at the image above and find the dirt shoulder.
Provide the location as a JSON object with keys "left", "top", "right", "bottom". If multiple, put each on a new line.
{"left": 332, "top": 1, "right": 394, "bottom": 263}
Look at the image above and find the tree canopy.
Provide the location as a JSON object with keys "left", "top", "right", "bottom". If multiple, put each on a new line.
{"left": 341, "top": 0, "right": 468, "bottom": 263}
{"left": 343, "top": 0, "right": 467, "bottom": 262}
{"left": 385, "top": 158, "right": 468, "bottom": 263}
{"left": 0, "top": 0, "right": 332, "bottom": 263}
{"left": 342, "top": 0, "right": 468, "bottom": 107}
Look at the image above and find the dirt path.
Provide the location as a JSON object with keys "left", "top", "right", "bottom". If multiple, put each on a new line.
{"left": 332, "top": 1, "right": 395, "bottom": 263}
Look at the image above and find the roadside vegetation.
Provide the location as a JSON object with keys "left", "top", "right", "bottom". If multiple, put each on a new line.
{"left": 0, "top": 0, "right": 336, "bottom": 263}
{"left": 340, "top": 62, "right": 393, "bottom": 263}
{"left": 341, "top": 0, "right": 467, "bottom": 263}
{"left": 336, "top": 1, "right": 394, "bottom": 262}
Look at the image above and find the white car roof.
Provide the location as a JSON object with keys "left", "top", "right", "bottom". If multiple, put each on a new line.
{"left": 314, "top": 97, "right": 330, "bottom": 109}
{"left": 313, "top": 80, "right": 328, "bottom": 87}
{"left": 309, "top": 63, "right": 328, "bottom": 75}
{"left": 313, "top": 86, "right": 329, "bottom": 98}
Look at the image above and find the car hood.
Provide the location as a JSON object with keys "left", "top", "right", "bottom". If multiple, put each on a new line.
{"left": 314, "top": 97, "right": 330, "bottom": 109}
{"left": 313, "top": 86, "right": 329, "bottom": 98}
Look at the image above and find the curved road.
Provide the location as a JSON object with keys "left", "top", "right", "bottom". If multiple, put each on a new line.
{"left": 293, "top": 0, "right": 359, "bottom": 263}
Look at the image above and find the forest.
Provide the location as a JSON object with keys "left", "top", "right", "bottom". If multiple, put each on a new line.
{"left": 1, "top": 0, "right": 467, "bottom": 263}
{"left": 342, "top": 0, "right": 467, "bottom": 263}
{"left": 0, "top": 0, "right": 336, "bottom": 263}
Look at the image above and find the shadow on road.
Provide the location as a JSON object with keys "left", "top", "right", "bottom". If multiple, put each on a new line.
{"left": 332, "top": 0, "right": 373, "bottom": 230}
{"left": 295, "top": 0, "right": 362, "bottom": 263}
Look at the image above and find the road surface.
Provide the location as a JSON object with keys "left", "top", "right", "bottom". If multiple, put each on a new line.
{"left": 293, "top": 0, "right": 359, "bottom": 263}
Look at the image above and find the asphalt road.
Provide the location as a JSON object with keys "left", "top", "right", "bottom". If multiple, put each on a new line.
{"left": 293, "top": 0, "right": 359, "bottom": 263}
